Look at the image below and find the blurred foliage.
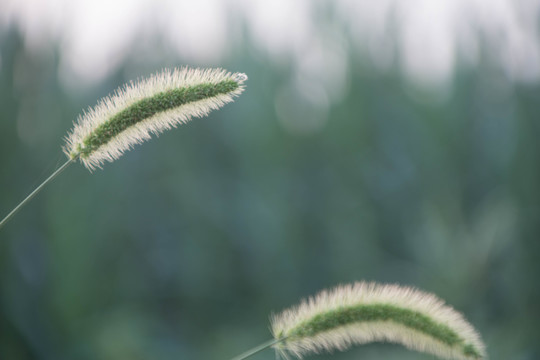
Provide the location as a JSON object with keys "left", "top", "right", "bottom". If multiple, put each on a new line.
{"left": 1, "top": 23, "right": 540, "bottom": 360}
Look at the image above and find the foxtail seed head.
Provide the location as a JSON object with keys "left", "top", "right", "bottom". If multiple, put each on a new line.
{"left": 271, "top": 282, "right": 486, "bottom": 360}
{"left": 63, "top": 67, "right": 247, "bottom": 170}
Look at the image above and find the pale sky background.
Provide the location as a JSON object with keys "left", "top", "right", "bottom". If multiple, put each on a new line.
{"left": 1, "top": 0, "right": 539, "bottom": 95}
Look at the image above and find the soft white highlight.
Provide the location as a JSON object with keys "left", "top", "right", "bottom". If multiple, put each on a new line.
{"left": 2, "top": 0, "right": 538, "bottom": 89}
{"left": 271, "top": 282, "right": 486, "bottom": 360}
{"left": 63, "top": 67, "right": 246, "bottom": 170}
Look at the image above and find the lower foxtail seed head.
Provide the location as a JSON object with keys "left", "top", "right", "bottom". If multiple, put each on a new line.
{"left": 271, "top": 282, "right": 486, "bottom": 360}
{"left": 63, "top": 67, "right": 247, "bottom": 170}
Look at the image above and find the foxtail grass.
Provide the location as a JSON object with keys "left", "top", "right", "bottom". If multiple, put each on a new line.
{"left": 0, "top": 67, "right": 247, "bottom": 229}
{"left": 231, "top": 281, "right": 486, "bottom": 360}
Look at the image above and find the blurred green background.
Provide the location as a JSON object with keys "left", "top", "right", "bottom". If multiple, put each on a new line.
{"left": 1, "top": 1, "right": 539, "bottom": 359}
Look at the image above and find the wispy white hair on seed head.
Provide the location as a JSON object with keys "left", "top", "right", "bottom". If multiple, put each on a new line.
{"left": 271, "top": 282, "right": 486, "bottom": 360}
{"left": 63, "top": 67, "right": 247, "bottom": 170}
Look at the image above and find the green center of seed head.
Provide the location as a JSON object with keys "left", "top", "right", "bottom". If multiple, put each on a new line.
{"left": 75, "top": 80, "right": 239, "bottom": 158}
{"left": 286, "top": 304, "right": 482, "bottom": 359}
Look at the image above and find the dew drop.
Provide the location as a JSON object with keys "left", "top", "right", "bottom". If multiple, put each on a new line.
{"left": 234, "top": 73, "right": 248, "bottom": 82}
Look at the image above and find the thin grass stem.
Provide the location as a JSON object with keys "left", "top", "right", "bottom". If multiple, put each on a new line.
{"left": 230, "top": 338, "right": 284, "bottom": 360}
{"left": 0, "top": 158, "right": 74, "bottom": 230}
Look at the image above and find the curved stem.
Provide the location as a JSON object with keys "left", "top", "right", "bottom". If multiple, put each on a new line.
{"left": 0, "top": 158, "right": 74, "bottom": 230}
{"left": 230, "top": 338, "right": 284, "bottom": 360}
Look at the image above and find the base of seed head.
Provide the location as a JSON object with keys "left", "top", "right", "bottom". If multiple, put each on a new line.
{"left": 69, "top": 144, "right": 83, "bottom": 160}
{"left": 64, "top": 67, "right": 247, "bottom": 170}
